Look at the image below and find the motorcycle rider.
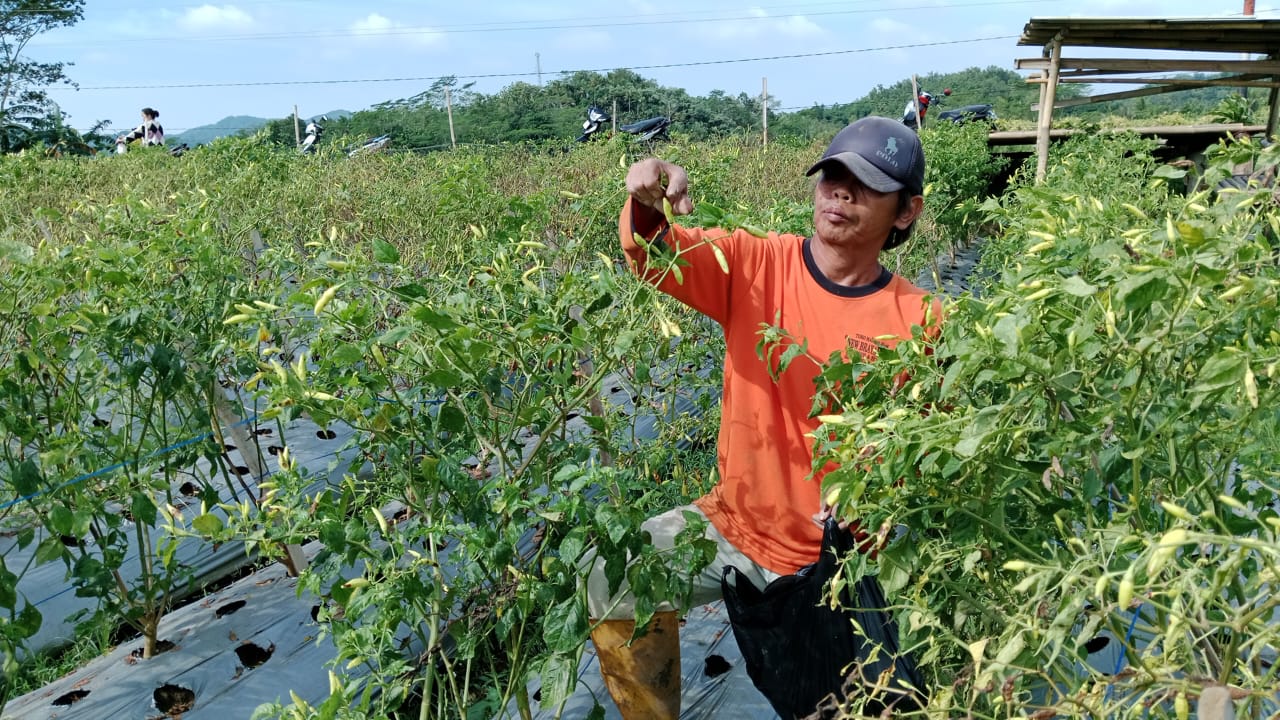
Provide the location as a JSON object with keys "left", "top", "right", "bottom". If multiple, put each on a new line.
{"left": 301, "top": 116, "right": 325, "bottom": 154}
{"left": 117, "top": 107, "right": 165, "bottom": 148}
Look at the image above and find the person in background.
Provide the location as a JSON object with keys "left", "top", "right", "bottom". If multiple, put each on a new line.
{"left": 588, "top": 116, "right": 939, "bottom": 718}
{"left": 117, "top": 107, "right": 164, "bottom": 148}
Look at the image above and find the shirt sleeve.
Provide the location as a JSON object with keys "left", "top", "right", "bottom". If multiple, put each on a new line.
{"left": 619, "top": 197, "right": 763, "bottom": 327}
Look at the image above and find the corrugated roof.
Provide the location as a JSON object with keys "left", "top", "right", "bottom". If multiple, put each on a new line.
{"left": 1018, "top": 17, "right": 1280, "bottom": 55}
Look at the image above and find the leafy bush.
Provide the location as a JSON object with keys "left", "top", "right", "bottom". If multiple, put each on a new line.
{"left": 812, "top": 133, "right": 1280, "bottom": 717}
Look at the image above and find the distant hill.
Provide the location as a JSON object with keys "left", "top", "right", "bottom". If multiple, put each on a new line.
{"left": 170, "top": 115, "right": 269, "bottom": 146}
{"left": 172, "top": 110, "right": 350, "bottom": 146}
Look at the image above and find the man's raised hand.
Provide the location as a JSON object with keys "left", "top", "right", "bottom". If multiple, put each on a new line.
{"left": 625, "top": 158, "right": 693, "bottom": 216}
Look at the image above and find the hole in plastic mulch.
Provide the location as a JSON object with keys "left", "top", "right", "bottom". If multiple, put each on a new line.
{"left": 179, "top": 481, "right": 200, "bottom": 497}
{"left": 215, "top": 600, "right": 247, "bottom": 618}
{"left": 52, "top": 689, "right": 90, "bottom": 706}
{"left": 316, "top": 429, "right": 337, "bottom": 440}
{"left": 153, "top": 683, "right": 196, "bottom": 715}
{"left": 234, "top": 641, "right": 275, "bottom": 669}
{"left": 1084, "top": 636, "right": 1111, "bottom": 654}
{"left": 130, "top": 639, "right": 177, "bottom": 659}
{"left": 704, "top": 654, "right": 732, "bottom": 678}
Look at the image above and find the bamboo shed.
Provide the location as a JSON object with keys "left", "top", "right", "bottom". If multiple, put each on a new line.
{"left": 1016, "top": 17, "right": 1280, "bottom": 182}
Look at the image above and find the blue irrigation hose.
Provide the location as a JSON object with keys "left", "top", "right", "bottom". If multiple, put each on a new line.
{"left": 1104, "top": 602, "right": 1145, "bottom": 715}
{"left": 0, "top": 414, "right": 259, "bottom": 512}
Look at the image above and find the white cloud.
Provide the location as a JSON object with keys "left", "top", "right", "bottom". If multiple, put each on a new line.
{"left": 701, "top": 9, "right": 825, "bottom": 42}
{"left": 178, "top": 5, "right": 254, "bottom": 32}
{"left": 348, "top": 13, "right": 443, "bottom": 49}
{"left": 870, "top": 17, "right": 913, "bottom": 36}
{"left": 553, "top": 29, "right": 611, "bottom": 53}
{"left": 627, "top": 0, "right": 660, "bottom": 15}
{"left": 774, "top": 15, "right": 824, "bottom": 37}
{"left": 352, "top": 13, "right": 394, "bottom": 34}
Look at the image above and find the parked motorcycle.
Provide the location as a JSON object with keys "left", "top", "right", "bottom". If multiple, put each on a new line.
{"left": 576, "top": 105, "right": 672, "bottom": 142}
{"left": 902, "top": 88, "right": 998, "bottom": 131}
{"left": 577, "top": 105, "right": 611, "bottom": 142}
{"left": 347, "top": 134, "right": 391, "bottom": 157}
{"left": 300, "top": 116, "right": 326, "bottom": 154}
{"left": 619, "top": 115, "right": 672, "bottom": 142}
{"left": 114, "top": 138, "right": 188, "bottom": 157}
{"left": 937, "top": 98, "right": 998, "bottom": 129}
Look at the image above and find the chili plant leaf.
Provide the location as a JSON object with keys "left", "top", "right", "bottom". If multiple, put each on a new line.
{"left": 542, "top": 596, "right": 588, "bottom": 653}
{"left": 373, "top": 239, "right": 400, "bottom": 264}
{"left": 0, "top": 565, "right": 16, "bottom": 609}
{"left": 14, "top": 602, "right": 41, "bottom": 640}
{"left": 49, "top": 505, "right": 75, "bottom": 536}
{"left": 1061, "top": 275, "right": 1098, "bottom": 297}
{"left": 391, "top": 282, "right": 430, "bottom": 300}
{"left": 11, "top": 458, "right": 40, "bottom": 497}
{"left": 192, "top": 513, "right": 224, "bottom": 536}
{"left": 1115, "top": 273, "right": 1170, "bottom": 313}
{"left": 536, "top": 652, "right": 579, "bottom": 710}
{"left": 130, "top": 492, "right": 158, "bottom": 527}
{"left": 33, "top": 534, "right": 65, "bottom": 566}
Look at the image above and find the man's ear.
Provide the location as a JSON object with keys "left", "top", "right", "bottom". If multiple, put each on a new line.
{"left": 895, "top": 195, "right": 925, "bottom": 230}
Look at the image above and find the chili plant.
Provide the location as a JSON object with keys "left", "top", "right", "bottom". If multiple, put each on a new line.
{"left": 0, "top": 193, "right": 265, "bottom": 661}
{"left": 809, "top": 134, "right": 1280, "bottom": 718}
{"left": 224, "top": 207, "right": 722, "bottom": 719}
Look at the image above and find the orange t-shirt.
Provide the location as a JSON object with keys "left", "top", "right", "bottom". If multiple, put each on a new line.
{"left": 620, "top": 199, "right": 937, "bottom": 574}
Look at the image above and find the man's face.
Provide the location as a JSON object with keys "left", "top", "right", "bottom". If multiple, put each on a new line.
{"left": 812, "top": 162, "right": 916, "bottom": 251}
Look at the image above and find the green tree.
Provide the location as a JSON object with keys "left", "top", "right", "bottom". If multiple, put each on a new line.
{"left": 0, "top": 0, "right": 85, "bottom": 153}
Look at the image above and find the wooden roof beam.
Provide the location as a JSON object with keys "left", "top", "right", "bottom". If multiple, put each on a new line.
{"left": 1030, "top": 81, "right": 1256, "bottom": 111}
{"left": 1017, "top": 57, "right": 1280, "bottom": 74}
{"left": 1054, "top": 75, "right": 1280, "bottom": 88}
{"left": 1026, "top": 38, "right": 1280, "bottom": 53}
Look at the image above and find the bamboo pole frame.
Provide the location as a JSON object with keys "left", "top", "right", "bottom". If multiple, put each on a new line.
{"left": 1035, "top": 36, "right": 1062, "bottom": 184}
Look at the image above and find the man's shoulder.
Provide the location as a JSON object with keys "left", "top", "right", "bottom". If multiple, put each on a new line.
{"left": 715, "top": 227, "right": 805, "bottom": 266}
{"left": 889, "top": 274, "right": 930, "bottom": 296}
{"left": 886, "top": 274, "right": 945, "bottom": 329}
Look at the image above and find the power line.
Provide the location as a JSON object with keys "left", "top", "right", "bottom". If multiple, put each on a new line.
{"left": 72, "top": 35, "right": 1018, "bottom": 91}
{"left": 8, "top": 0, "right": 851, "bottom": 15}
{"left": 37, "top": 0, "right": 1055, "bottom": 47}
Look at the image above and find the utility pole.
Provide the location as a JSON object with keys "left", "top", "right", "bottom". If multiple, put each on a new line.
{"left": 293, "top": 105, "right": 300, "bottom": 147}
{"left": 1243, "top": 0, "right": 1255, "bottom": 103}
{"left": 445, "top": 87, "right": 457, "bottom": 150}
{"left": 535, "top": 53, "right": 542, "bottom": 86}
{"left": 761, "top": 77, "right": 769, "bottom": 148}
{"left": 910, "top": 75, "right": 922, "bottom": 131}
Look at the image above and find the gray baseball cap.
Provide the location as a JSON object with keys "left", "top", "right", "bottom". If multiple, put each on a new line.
{"left": 805, "top": 116, "right": 925, "bottom": 196}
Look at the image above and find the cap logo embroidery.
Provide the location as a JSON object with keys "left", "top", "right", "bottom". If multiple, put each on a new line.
{"left": 877, "top": 136, "right": 901, "bottom": 168}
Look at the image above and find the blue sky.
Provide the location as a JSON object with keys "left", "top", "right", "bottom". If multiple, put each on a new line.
{"left": 27, "top": 0, "right": 1275, "bottom": 136}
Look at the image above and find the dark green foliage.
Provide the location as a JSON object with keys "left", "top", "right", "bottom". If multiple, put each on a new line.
{"left": 1067, "top": 75, "right": 1266, "bottom": 122}
{"left": 811, "top": 133, "right": 1280, "bottom": 718}
{"left": 244, "top": 67, "right": 1040, "bottom": 152}
{"left": 790, "top": 66, "right": 1082, "bottom": 126}
{"left": 0, "top": 0, "right": 87, "bottom": 153}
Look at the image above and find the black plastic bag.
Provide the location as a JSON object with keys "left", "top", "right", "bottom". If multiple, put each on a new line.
{"left": 721, "top": 518, "right": 924, "bottom": 718}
